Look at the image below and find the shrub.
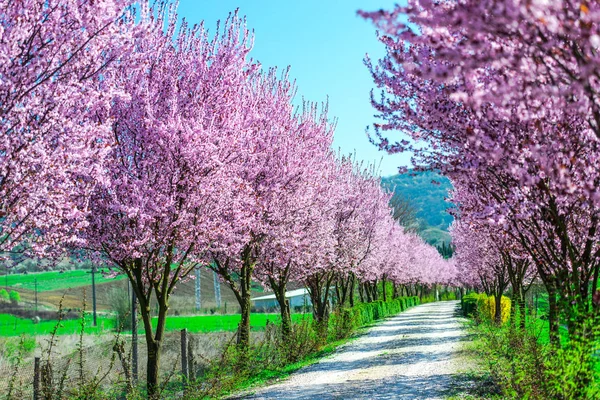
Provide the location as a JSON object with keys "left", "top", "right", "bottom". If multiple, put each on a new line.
{"left": 473, "top": 317, "right": 600, "bottom": 399}
{"left": 330, "top": 296, "right": 420, "bottom": 338}
{"left": 421, "top": 294, "right": 435, "bottom": 304}
{"left": 441, "top": 291, "right": 457, "bottom": 301}
{"left": 2, "top": 336, "right": 36, "bottom": 364}
{"left": 477, "top": 294, "right": 511, "bottom": 324}
{"left": 9, "top": 290, "right": 20, "bottom": 304}
{"left": 462, "top": 292, "right": 479, "bottom": 316}
{"left": 108, "top": 287, "right": 131, "bottom": 331}
{"left": 462, "top": 293, "right": 510, "bottom": 323}
{"left": 0, "top": 288, "right": 9, "bottom": 302}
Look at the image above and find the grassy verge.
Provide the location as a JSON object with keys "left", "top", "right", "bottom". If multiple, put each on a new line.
{"left": 460, "top": 298, "right": 600, "bottom": 399}
{"left": 226, "top": 333, "right": 361, "bottom": 396}
{"left": 0, "top": 312, "right": 312, "bottom": 336}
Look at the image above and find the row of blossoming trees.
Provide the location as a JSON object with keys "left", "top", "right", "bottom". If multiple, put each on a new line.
{"left": 1, "top": 1, "right": 456, "bottom": 395}
{"left": 361, "top": 0, "right": 600, "bottom": 343}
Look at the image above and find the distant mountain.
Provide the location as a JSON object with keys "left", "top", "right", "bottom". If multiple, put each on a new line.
{"left": 381, "top": 171, "right": 454, "bottom": 246}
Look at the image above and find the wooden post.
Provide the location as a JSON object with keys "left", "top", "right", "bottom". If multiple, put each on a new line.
{"left": 33, "top": 357, "right": 40, "bottom": 400}
{"left": 181, "top": 329, "right": 188, "bottom": 381}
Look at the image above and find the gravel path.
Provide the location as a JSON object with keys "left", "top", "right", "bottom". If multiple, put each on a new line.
{"left": 236, "top": 300, "right": 470, "bottom": 400}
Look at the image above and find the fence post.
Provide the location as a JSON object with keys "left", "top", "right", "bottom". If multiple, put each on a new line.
{"left": 181, "top": 329, "right": 188, "bottom": 381}
{"left": 33, "top": 357, "right": 40, "bottom": 400}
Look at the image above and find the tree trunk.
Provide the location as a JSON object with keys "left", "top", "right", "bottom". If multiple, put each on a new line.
{"left": 237, "top": 259, "right": 253, "bottom": 350}
{"left": 348, "top": 274, "right": 356, "bottom": 307}
{"left": 381, "top": 276, "right": 387, "bottom": 302}
{"left": 518, "top": 292, "right": 526, "bottom": 330}
{"left": 592, "top": 265, "right": 599, "bottom": 313}
{"left": 339, "top": 274, "right": 352, "bottom": 307}
{"left": 548, "top": 286, "right": 560, "bottom": 346}
{"left": 392, "top": 284, "right": 398, "bottom": 299}
{"left": 269, "top": 277, "right": 291, "bottom": 338}
{"left": 138, "top": 297, "right": 168, "bottom": 398}
{"left": 306, "top": 271, "right": 334, "bottom": 340}
{"left": 145, "top": 339, "right": 161, "bottom": 399}
{"left": 334, "top": 280, "right": 342, "bottom": 305}
{"left": 358, "top": 282, "right": 364, "bottom": 303}
{"left": 281, "top": 298, "right": 291, "bottom": 335}
{"left": 494, "top": 292, "right": 503, "bottom": 325}
{"left": 128, "top": 257, "right": 170, "bottom": 399}
{"left": 510, "top": 291, "right": 517, "bottom": 326}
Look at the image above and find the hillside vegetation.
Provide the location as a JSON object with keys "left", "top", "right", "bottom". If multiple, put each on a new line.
{"left": 381, "top": 171, "right": 454, "bottom": 246}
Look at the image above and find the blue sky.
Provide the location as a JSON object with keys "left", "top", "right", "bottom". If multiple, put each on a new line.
{"left": 177, "top": 0, "right": 410, "bottom": 177}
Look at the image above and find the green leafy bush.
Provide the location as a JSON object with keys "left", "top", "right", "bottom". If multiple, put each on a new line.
{"left": 2, "top": 336, "right": 36, "bottom": 364}
{"left": 462, "top": 292, "right": 480, "bottom": 316}
{"left": 0, "top": 289, "right": 9, "bottom": 302}
{"left": 108, "top": 288, "right": 131, "bottom": 331}
{"left": 420, "top": 294, "right": 435, "bottom": 304}
{"left": 473, "top": 317, "right": 600, "bottom": 399}
{"left": 462, "top": 292, "right": 511, "bottom": 323}
{"left": 9, "top": 290, "right": 20, "bottom": 304}
{"left": 477, "top": 294, "right": 511, "bottom": 323}
{"left": 441, "top": 291, "right": 456, "bottom": 301}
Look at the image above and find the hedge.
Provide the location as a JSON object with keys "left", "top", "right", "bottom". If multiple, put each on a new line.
{"left": 329, "top": 296, "right": 420, "bottom": 340}
{"left": 462, "top": 292, "right": 479, "bottom": 317}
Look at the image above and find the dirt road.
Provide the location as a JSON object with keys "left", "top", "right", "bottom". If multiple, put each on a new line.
{"left": 238, "top": 301, "right": 470, "bottom": 400}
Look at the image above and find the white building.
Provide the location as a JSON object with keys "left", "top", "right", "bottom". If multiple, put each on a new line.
{"left": 251, "top": 288, "right": 312, "bottom": 312}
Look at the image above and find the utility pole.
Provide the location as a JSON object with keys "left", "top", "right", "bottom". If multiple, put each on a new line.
{"left": 195, "top": 266, "right": 201, "bottom": 312}
{"left": 91, "top": 265, "right": 97, "bottom": 326}
{"left": 213, "top": 271, "right": 221, "bottom": 308}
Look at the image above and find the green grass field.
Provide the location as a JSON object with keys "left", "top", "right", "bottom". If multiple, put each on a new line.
{"left": 1, "top": 269, "right": 124, "bottom": 292}
{"left": 0, "top": 312, "right": 311, "bottom": 337}
{"left": 151, "top": 313, "right": 310, "bottom": 333}
{"left": 0, "top": 313, "right": 113, "bottom": 336}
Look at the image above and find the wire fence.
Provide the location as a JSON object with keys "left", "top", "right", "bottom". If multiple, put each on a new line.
{"left": 0, "top": 341, "right": 129, "bottom": 399}
{"left": 0, "top": 327, "right": 239, "bottom": 399}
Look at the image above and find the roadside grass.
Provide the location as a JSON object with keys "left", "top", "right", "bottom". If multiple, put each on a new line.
{"left": 1, "top": 269, "right": 124, "bottom": 292}
{"left": 217, "top": 306, "right": 422, "bottom": 398}
{"left": 457, "top": 299, "right": 600, "bottom": 399}
{"left": 443, "top": 317, "right": 504, "bottom": 400}
{"left": 0, "top": 312, "right": 312, "bottom": 336}
{"left": 445, "top": 321, "right": 504, "bottom": 400}
{"left": 219, "top": 326, "right": 368, "bottom": 398}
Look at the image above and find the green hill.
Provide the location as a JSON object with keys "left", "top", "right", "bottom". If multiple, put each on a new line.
{"left": 381, "top": 171, "right": 454, "bottom": 245}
